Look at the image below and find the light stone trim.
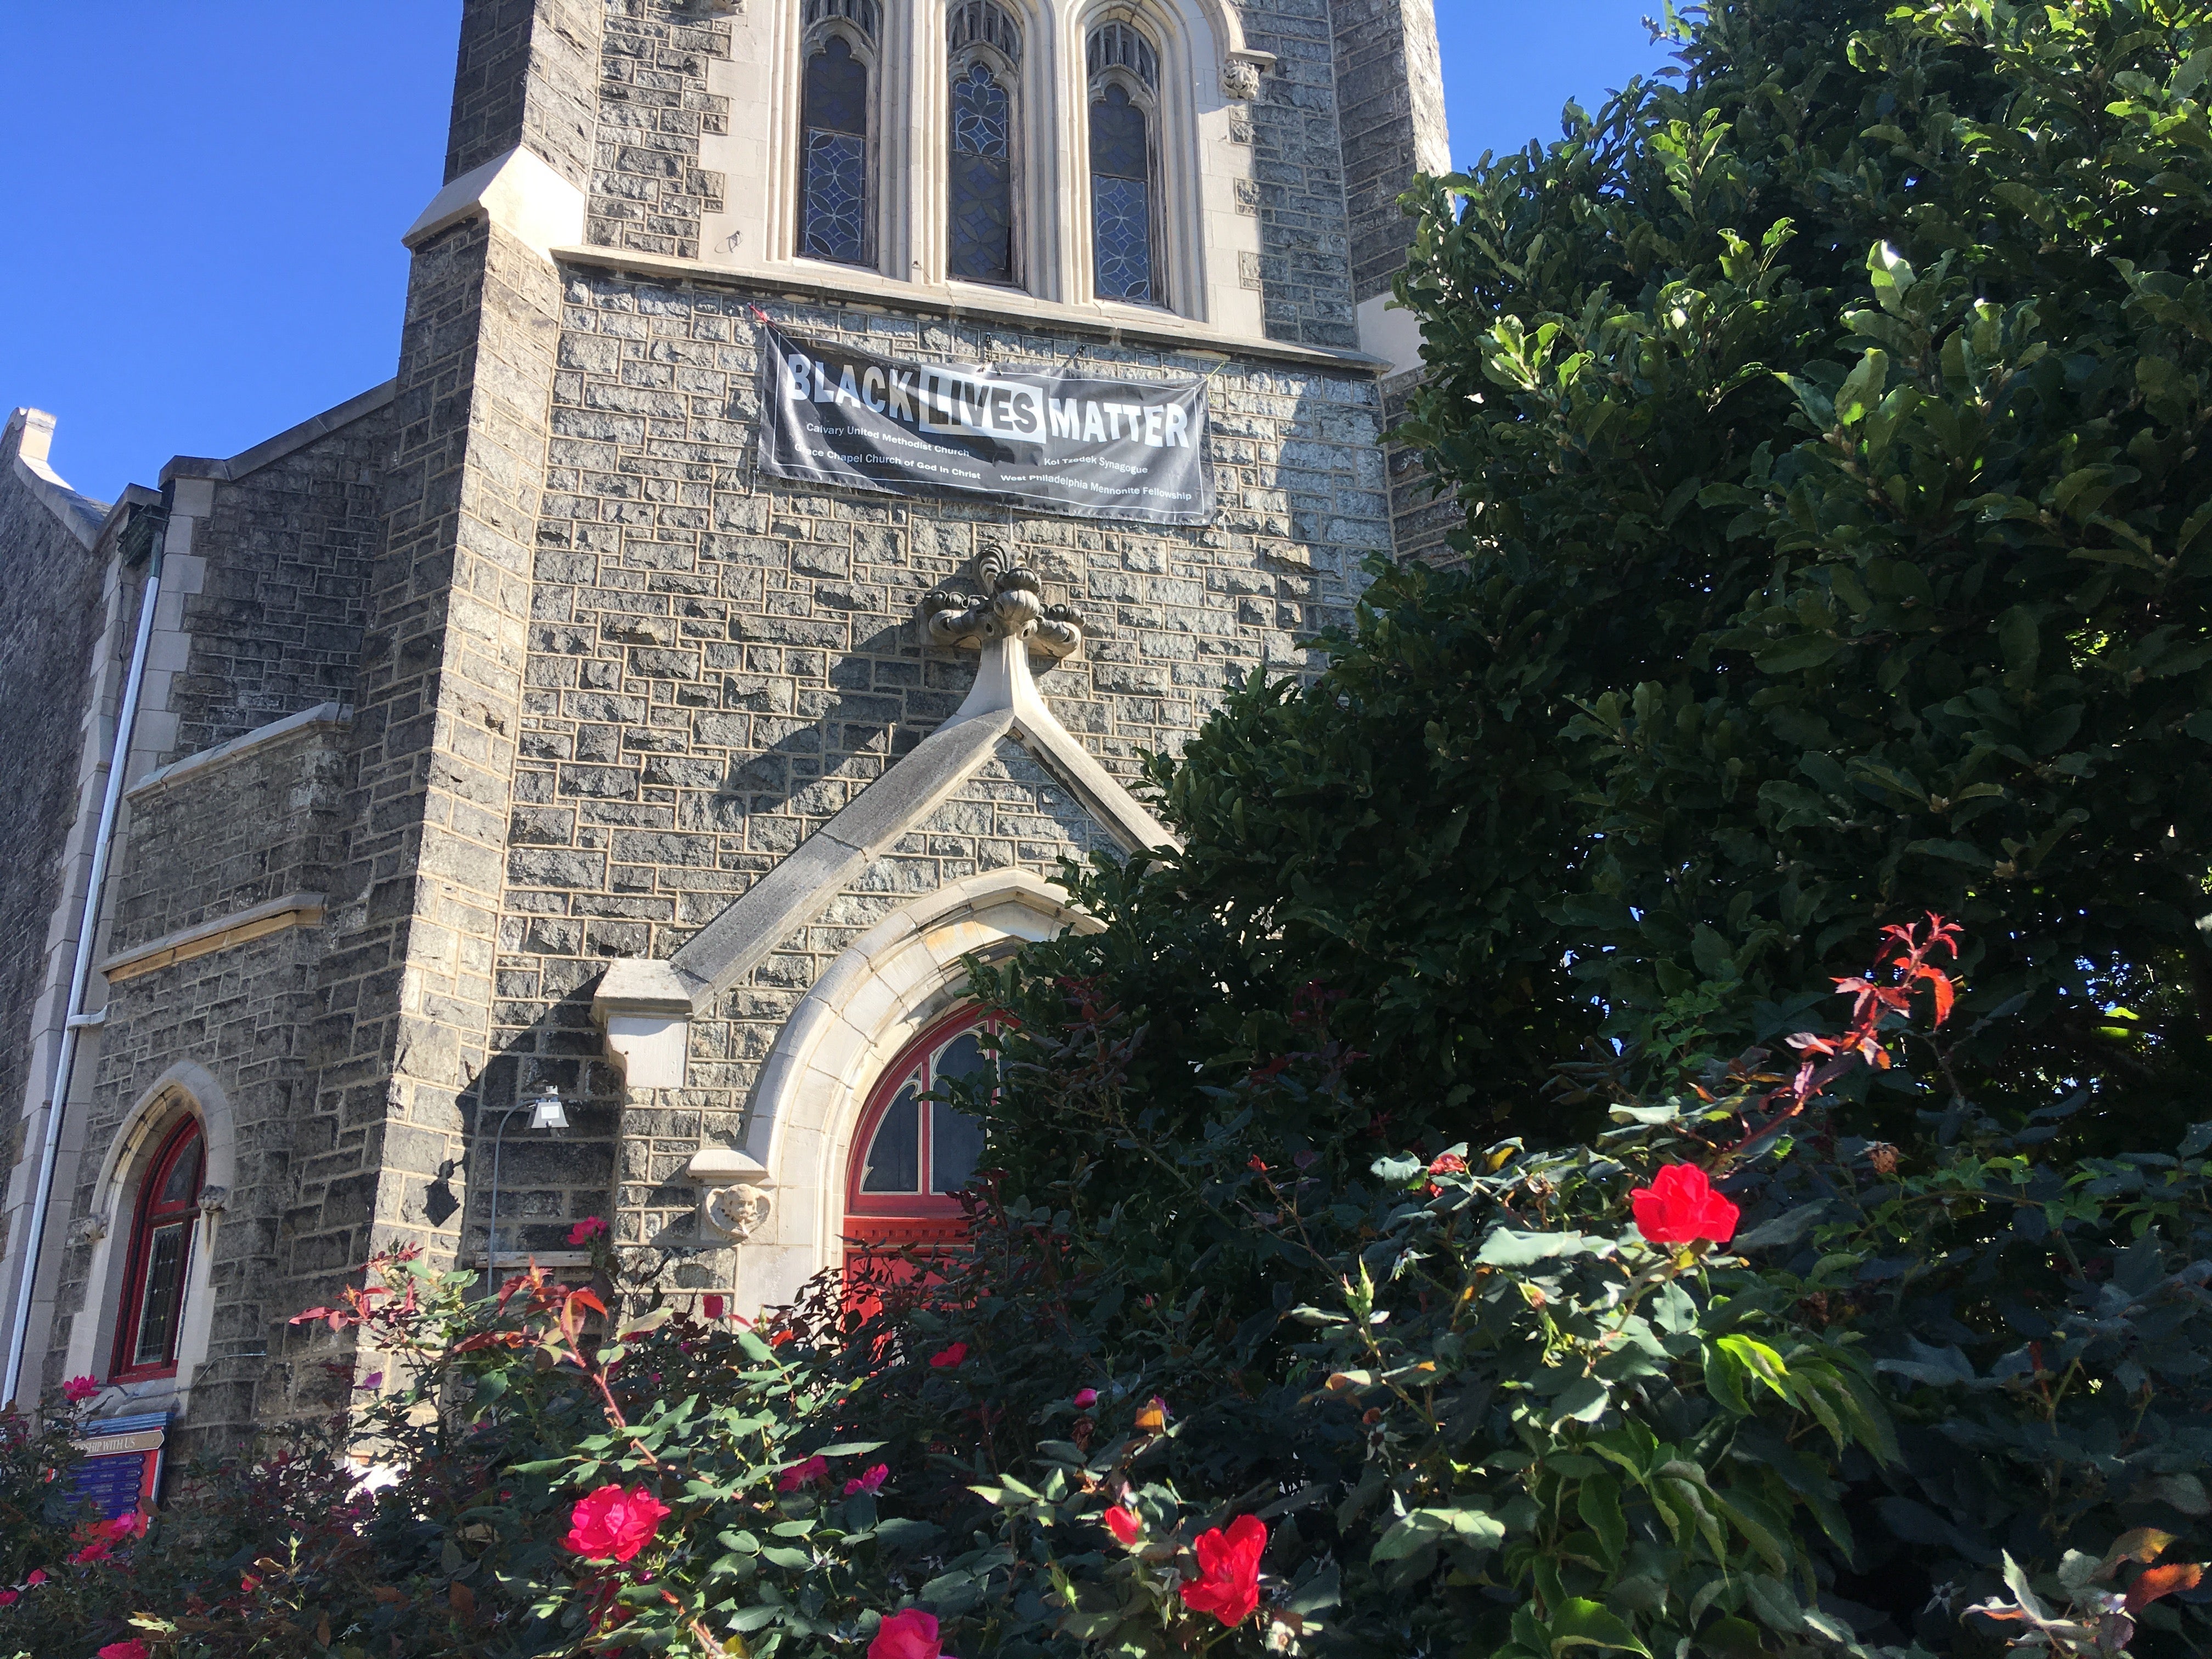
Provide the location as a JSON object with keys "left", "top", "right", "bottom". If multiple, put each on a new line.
{"left": 60, "top": 1062, "right": 237, "bottom": 1420}
{"left": 4, "top": 409, "right": 110, "bottom": 551}
{"left": 668, "top": 708, "right": 1019, "bottom": 1006}
{"left": 125, "top": 702, "right": 353, "bottom": 799}
{"left": 593, "top": 960, "right": 696, "bottom": 1090}
{"left": 551, "top": 244, "right": 1391, "bottom": 373}
{"left": 160, "top": 383, "right": 397, "bottom": 487}
{"left": 1356, "top": 291, "right": 1426, "bottom": 378}
{"left": 97, "top": 894, "right": 327, "bottom": 985}
{"left": 403, "top": 145, "right": 589, "bottom": 262}
{"left": 687, "top": 865, "right": 1104, "bottom": 1313}
{"left": 661, "top": 625, "right": 1175, "bottom": 1016}
{"left": 698, "top": 0, "right": 1273, "bottom": 333}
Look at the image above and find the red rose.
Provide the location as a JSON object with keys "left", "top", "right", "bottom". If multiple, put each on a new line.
{"left": 1428, "top": 1153, "right": 1468, "bottom": 1178}
{"left": 61, "top": 1375, "right": 99, "bottom": 1404}
{"left": 870, "top": 1607, "right": 956, "bottom": 1659}
{"left": 777, "top": 1454, "right": 829, "bottom": 1492}
{"left": 97, "top": 1643, "right": 149, "bottom": 1659}
{"left": 701, "top": 1294, "right": 725, "bottom": 1321}
{"left": 1103, "top": 1505, "right": 1142, "bottom": 1545}
{"left": 568, "top": 1215, "right": 609, "bottom": 1245}
{"left": 71, "top": 1538, "right": 114, "bottom": 1565}
{"left": 844, "top": 1463, "right": 889, "bottom": 1496}
{"left": 1073, "top": 1387, "right": 1098, "bottom": 1408}
{"left": 0, "top": 1590, "right": 14, "bottom": 1606}
{"left": 562, "top": 1483, "right": 670, "bottom": 1563}
{"left": 1180, "top": 1514, "right": 1266, "bottom": 1626}
{"left": 25, "top": 1569, "right": 45, "bottom": 1585}
{"left": 1630, "top": 1163, "right": 1740, "bottom": 1245}
{"left": 929, "top": 1342, "right": 968, "bottom": 1370}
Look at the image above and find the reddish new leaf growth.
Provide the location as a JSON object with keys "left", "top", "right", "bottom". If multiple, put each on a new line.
{"left": 2128, "top": 1562, "right": 2205, "bottom": 1613}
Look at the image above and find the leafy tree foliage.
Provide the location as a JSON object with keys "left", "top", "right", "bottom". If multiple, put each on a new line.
{"left": 1077, "top": 0, "right": 2212, "bottom": 1152}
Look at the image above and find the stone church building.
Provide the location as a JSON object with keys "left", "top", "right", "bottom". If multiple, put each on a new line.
{"left": 0, "top": 0, "right": 1447, "bottom": 1449}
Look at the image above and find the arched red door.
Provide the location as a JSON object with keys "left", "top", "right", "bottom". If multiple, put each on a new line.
{"left": 842, "top": 1006, "right": 997, "bottom": 1295}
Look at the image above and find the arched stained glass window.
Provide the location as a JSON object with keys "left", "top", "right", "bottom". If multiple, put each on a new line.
{"left": 111, "top": 1118, "right": 203, "bottom": 1381}
{"left": 1090, "top": 81, "right": 1155, "bottom": 303}
{"left": 800, "top": 33, "right": 872, "bottom": 265}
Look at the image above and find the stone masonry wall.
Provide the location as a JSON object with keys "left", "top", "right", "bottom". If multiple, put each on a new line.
{"left": 1331, "top": 0, "right": 1451, "bottom": 304}
{"left": 447, "top": 0, "right": 601, "bottom": 188}
{"left": 42, "top": 729, "right": 346, "bottom": 1436}
{"left": 1240, "top": 1, "right": 1359, "bottom": 349}
{"left": 473, "top": 270, "right": 1388, "bottom": 1265}
{"left": 589, "top": 1, "right": 732, "bottom": 261}
{"left": 275, "top": 210, "right": 572, "bottom": 1420}
{"left": 107, "top": 726, "right": 348, "bottom": 957}
{"left": 0, "top": 453, "right": 105, "bottom": 1256}
{"left": 161, "top": 420, "right": 388, "bottom": 759}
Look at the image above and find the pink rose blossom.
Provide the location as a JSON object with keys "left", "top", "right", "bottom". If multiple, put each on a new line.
{"left": 929, "top": 1342, "right": 968, "bottom": 1370}
{"left": 61, "top": 1375, "right": 99, "bottom": 1403}
{"left": 843, "top": 1463, "right": 889, "bottom": 1496}
{"left": 568, "top": 1215, "right": 610, "bottom": 1246}
{"left": 562, "top": 1483, "right": 670, "bottom": 1564}
{"left": 777, "top": 1454, "right": 830, "bottom": 1492}
{"left": 870, "top": 1608, "right": 956, "bottom": 1659}
{"left": 1073, "top": 1388, "right": 1097, "bottom": 1408}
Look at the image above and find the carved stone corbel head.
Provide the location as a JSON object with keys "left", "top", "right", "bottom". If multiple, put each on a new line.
{"left": 66, "top": 1214, "right": 107, "bottom": 1248}
{"left": 1222, "top": 58, "right": 1265, "bottom": 102}
{"left": 686, "top": 1148, "right": 776, "bottom": 1244}
{"left": 703, "top": 1183, "right": 775, "bottom": 1242}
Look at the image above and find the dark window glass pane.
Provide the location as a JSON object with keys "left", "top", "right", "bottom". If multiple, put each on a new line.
{"left": 950, "top": 64, "right": 1013, "bottom": 283}
{"left": 861, "top": 1082, "right": 921, "bottom": 1192}
{"left": 1094, "top": 175, "right": 1153, "bottom": 302}
{"left": 931, "top": 1102, "right": 986, "bottom": 1193}
{"left": 803, "top": 133, "right": 868, "bottom": 263}
{"left": 805, "top": 36, "right": 868, "bottom": 133}
{"left": 1091, "top": 84, "right": 1148, "bottom": 179}
{"left": 157, "top": 1136, "right": 202, "bottom": 1208}
{"left": 935, "top": 1029, "right": 991, "bottom": 1082}
{"left": 132, "top": 1222, "right": 188, "bottom": 1368}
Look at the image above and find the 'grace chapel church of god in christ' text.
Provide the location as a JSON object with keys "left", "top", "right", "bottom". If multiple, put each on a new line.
{"left": 0, "top": 0, "right": 1448, "bottom": 1455}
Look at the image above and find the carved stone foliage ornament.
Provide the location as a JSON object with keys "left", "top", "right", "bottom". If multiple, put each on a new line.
{"left": 1222, "top": 58, "right": 1264, "bottom": 101}
{"left": 922, "top": 554, "right": 1084, "bottom": 660}
{"left": 703, "top": 1183, "right": 774, "bottom": 1242}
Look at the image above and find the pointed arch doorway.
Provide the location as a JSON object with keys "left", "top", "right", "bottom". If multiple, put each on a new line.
{"left": 840, "top": 1005, "right": 1000, "bottom": 1299}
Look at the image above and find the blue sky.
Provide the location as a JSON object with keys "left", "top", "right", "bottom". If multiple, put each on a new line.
{"left": 0, "top": 3, "right": 1672, "bottom": 504}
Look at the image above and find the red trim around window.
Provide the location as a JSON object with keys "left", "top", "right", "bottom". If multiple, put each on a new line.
{"left": 842, "top": 1005, "right": 999, "bottom": 1245}
{"left": 109, "top": 1118, "right": 203, "bottom": 1383}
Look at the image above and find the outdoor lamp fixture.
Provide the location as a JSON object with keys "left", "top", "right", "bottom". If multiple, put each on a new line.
{"left": 483, "top": 1086, "right": 568, "bottom": 1279}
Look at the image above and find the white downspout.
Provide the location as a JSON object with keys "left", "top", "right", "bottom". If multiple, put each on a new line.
{"left": 2, "top": 509, "right": 167, "bottom": 1407}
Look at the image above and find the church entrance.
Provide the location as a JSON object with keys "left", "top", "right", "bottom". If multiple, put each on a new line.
{"left": 840, "top": 1006, "right": 997, "bottom": 1303}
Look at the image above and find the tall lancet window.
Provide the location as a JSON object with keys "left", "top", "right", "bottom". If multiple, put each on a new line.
{"left": 1087, "top": 20, "right": 1162, "bottom": 305}
{"left": 799, "top": 0, "right": 880, "bottom": 266}
{"left": 947, "top": 2, "right": 1022, "bottom": 286}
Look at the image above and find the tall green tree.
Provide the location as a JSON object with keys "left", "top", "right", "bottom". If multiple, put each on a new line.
{"left": 1000, "top": 0, "right": 2212, "bottom": 1165}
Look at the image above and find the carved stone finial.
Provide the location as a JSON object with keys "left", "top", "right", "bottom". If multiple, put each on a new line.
{"left": 1222, "top": 58, "right": 1264, "bottom": 101}
{"left": 921, "top": 557, "right": 1085, "bottom": 661}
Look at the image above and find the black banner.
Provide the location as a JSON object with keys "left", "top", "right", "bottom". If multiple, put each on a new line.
{"left": 755, "top": 324, "right": 1214, "bottom": 526}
